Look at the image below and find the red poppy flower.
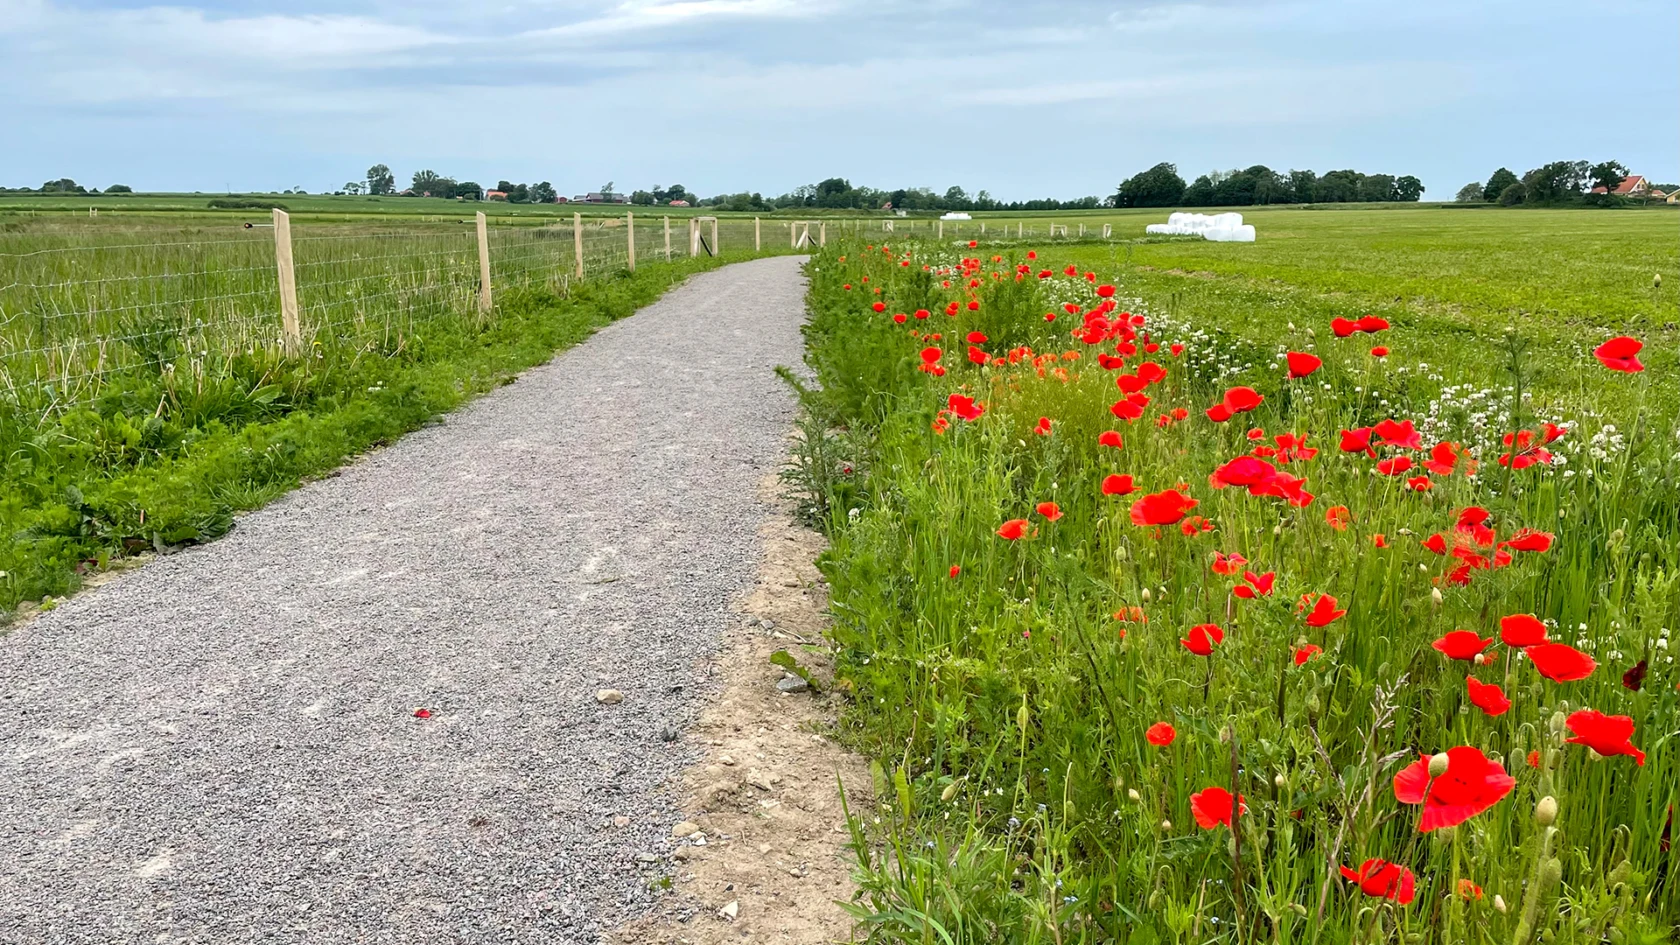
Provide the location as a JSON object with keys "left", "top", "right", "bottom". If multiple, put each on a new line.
{"left": 1406, "top": 475, "right": 1432, "bottom": 491}
{"left": 947, "top": 394, "right": 984, "bottom": 421}
{"left": 1170, "top": 343, "right": 1185, "bottom": 356}
{"left": 413, "top": 708, "right": 433, "bottom": 719}
{"left": 1433, "top": 630, "right": 1491, "bottom": 660}
{"left": 1209, "top": 455, "right": 1278, "bottom": 490}
{"left": 1376, "top": 456, "right": 1413, "bottom": 476}
{"left": 1101, "top": 474, "right": 1136, "bottom": 496}
{"left": 1330, "top": 317, "right": 1359, "bottom": 338}
{"left": 871, "top": 301, "right": 886, "bottom": 313}
{"left": 1302, "top": 593, "right": 1347, "bottom": 627}
{"left": 1457, "top": 879, "right": 1483, "bottom": 901}
{"left": 1372, "top": 533, "right": 1388, "bottom": 548}
{"left": 1499, "top": 614, "right": 1548, "bottom": 647}
{"left": 948, "top": 564, "right": 961, "bottom": 578}
{"left": 1211, "top": 551, "right": 1247, "bottom": 575}
{"left": 1325, "top": 505, "right": 1351, "bottom": 530}
{"left": 1340, "top": 860, "right": 1416, "bottom": 905}
{"left": 1206, "top": 403, "right": 1233, "bottom": 423}
{"left": 1466, "top": 677, "right": 1512, "bottom": 716}
{"left": 1373, "top": 418, "right": 1423, "bottom": 450}
{"left": 1098, "top": 430, "right": 1124, "bottom": 449}
{"left": 1527, "top": 642, "right": 1596, "bottom": 682}
{"left": 1034, "top": 416, "right": 1053, "bottom": 436}
{"left": 1232, "top": 570, "right": 1275, "bottom": 599}
{"left": 1593, "top": 336, "right": 1644, "bottom": 373}
{"left": 1338, "top": 427, "right": 1376, "bottom": 457}
{"left": 1370, "top": 346, "right": 1389, "bottom": 357}
{"left": 1564, "top": 709, "right": 1645, "bottom": 765}
{"left": 1526, "top": 750, "right": 1540, "bottom": 768}
{"left": 893, "top": 313, "right": 907, "bottom": 324}
{"left": 1393, "top": 745, "right": 1515, "bottom": 831}
{"left": 1356, "top": 315, "right": 1390, "bottom": 333}
{"left": 1501, "top": 530, "right": 1554, "bottom": 553}
{"left": 1622, "top": 659, "right": 1648, "bottom": 691}
{"left": 1146, "top": 722, "right": 1176, "bottom": 746}
{"left": 1036, "top": 502, "right": 1062, "bottom": 521}
{"left": 997, "top": 519, "right": 1029, "bottom": 540}
{"left": 1130, "top": 489, "right": 1198, "bottom": 526}
{"left": 920, "top": 347, "right": 942, "bottom": 364}
{"left": 1097, "top": 284, "right": 1116, "bottom": 298}
{"left": 1286, "top": 352, "right": 1322, "bottom": 378}
{"left": 1423, "top": 441, "right": 1474, "bottom": 476}
{"left": 1182, "top": 623, "right": 1225, "bottom": 656}
{"left": 966, "top": 330, "right": 988, "bottom": 344}
{"left": 1222, "top": 386, "right": 1264, "bottom": 414}
{"left": 1294, "top": 644, "right": 1323, "bottom": 665}
{"left": 1189, "top": 786, "right": 1246, "bottom": 828}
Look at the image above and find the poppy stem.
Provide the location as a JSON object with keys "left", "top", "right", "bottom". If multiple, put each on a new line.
{"left": 1229, "top": 731, "right": 1247, "bottom": 933}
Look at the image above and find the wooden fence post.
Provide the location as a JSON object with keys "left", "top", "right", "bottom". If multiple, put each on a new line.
{"left": 937, "top": 220, "right": 943, "bottom": 239}
{"left": 626, "top": 212, "right": 636, "bottom": 271}
{"left": 664, "top": 216, "right": 672, "bottom": 260}
{"left": 689, "top": 219, "right": 699, "bottom": 256}
{"left": 272, "top": 209, "right": 300, "bottom": 354}
{"left": 819, "top": 222, "right": 827, "bottom": 247}
{"left": 573, "top": 213, "right": 584, "bottom": 279}
{"left": 710, "top": 218, "right": 719, "bottom": 254}
{"left": 475, "top": 211, "right": 492, "bottom": 316}
{"left": 755, "top": 217, "right": 761, "bottom": 252}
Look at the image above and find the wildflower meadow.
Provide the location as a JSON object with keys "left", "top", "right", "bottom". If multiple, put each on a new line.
{"left": 796, "top": 234, "right": 1677, "bottom": 943}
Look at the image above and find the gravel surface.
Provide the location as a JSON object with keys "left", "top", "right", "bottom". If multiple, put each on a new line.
{"left": 0, "top": 256, "right": 809, "bottom": 944}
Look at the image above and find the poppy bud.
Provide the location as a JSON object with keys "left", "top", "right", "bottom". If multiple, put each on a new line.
{"left": 1227, "top": 837, "right": 1238, "bottom": 857}
{"left": 1540, "top": 857, "right": 1562, "bottom": 887}
{"left": 1609, "top": 859, "right": 1632, "bottom": 888}
{"left": 1534, "top": 795, "right": 1557, "bottom": 826}
{"left": 1493, "top": 894, "right": 1508, "bottom": 914}
{"left": 1160, "top": 819, "right": 1172, "bottom": 831}
{"left": 1273, "top": 773, "right": 1286, "bottom": 788}
{"left": 1548, "top": 711, "right": 1567, "bottom": 739}
{"left": 1429, "top": 752, "right": 1451, "bottom": 776}
{"left": 1128, "top": 788, "right": 1141, "bottom": 802}
{"left": 1017, "top": 700, "right": 1030, "bottom": 735}
{"left": 1290, "top": 904, "right": 1309, "bottom": 917}
{"left": 941, "top": 781, "right": 960, "bottom": 803}
{"left": 1141, "top": 588, "right": 1152, "bottom": 603}
{"left": 1431, "top": 588, "right": 1443, "bottom": 607}
{"left": 1473, "top": 653, "right": 1488, "bottom": 665}
{"left": 1219, "top": 725, "right": 1232, "bottom": 744}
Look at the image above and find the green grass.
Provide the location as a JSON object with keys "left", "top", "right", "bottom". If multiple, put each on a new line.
{"left": 796, "top": 211, "right": 1678, "bottom": 943}
{"left": 0, "top": 210, "right": 790, "bottom": 618}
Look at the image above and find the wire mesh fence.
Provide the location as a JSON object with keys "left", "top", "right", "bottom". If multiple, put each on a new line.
{"left": 0, "top": 212, "right": 804, "bottom": 417}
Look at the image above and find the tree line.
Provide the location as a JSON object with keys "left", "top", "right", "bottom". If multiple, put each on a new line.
{"left": 1114, "top": 163, "right": 1424, "bottom": 208}
{"left": 1, "top": 179, "right": 132, "bottom": 195}
{"left": 1452, "top": 161, "right": 1667, "bottom": 206}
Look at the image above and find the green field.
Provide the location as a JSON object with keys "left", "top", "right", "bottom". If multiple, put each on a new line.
{"left": 793, "top": 208, "right": 1677, "bottom": 942}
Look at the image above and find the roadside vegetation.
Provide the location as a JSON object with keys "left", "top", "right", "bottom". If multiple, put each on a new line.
{"left": 793, "top": 212, "right": 1677, "bottom": 943}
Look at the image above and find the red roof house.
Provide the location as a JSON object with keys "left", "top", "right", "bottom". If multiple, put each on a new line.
{"left": 1590, "top": 175, "right": 1648, "bottom": 196}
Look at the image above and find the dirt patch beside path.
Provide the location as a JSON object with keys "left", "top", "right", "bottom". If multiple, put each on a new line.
{"left": 613, "top": 475, "right": 868, "bottom": 945}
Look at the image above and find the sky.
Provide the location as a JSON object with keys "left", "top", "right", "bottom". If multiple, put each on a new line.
{"left": 4, "top": 0, "right": 1677, "bottom": 201}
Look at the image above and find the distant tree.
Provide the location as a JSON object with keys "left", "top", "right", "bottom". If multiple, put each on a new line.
{"left": 944, "top": 185, "right": 969, "bottom": 208}
{"left": 1182, "top": 174, "right": 1217, "bottom": 206}
{"left": 411, "top": 170, "right": 450, "bottom": 196}
{"left": 529, "top": 181, "right": 557, "bottom": 204}
{"left": 505, "top": 183, "right": 530, "bottom": 203}
{"left": 1394, "top": 175, "right": 1425, "bottom": 202}
{"left": 974, "top": 189, "right": 995, "bottom": 210}
{"left": 815, "top": 178, "right": 853, "bottom": 208}
{"left": 1317, "top": 170, "right": 1363, "bottom": 202}
{"left": 1115, "top": 162, "right": 1186, "bottom": 207}
{"left": 666, "top": 184, "right": 689, "bottom": 202}
{"left": 1287, "top": 169, "right": 1317, "bottom": 203}
{"left": 105, "top": 183, "right": 133, "bottom": 194}
{"left": 1588, "top": 160, "right": 1629, "bottom": 196}
{"left": 1454, "top": 182, "right": 1485, "bottom": 203}
{"left": 40, "top": 178, "right": 85, "bottom": 193}
{"left": 1498, "top": 182, "right": 1526, "bottom": 206}
{"left": 455, "top": 181, "right": 484, "bottom": 201}
{"left": 367, "top": 164, "right": 395, "bottom": 195}
{"left": 599, "top": 181, "right": 616, "bottom": 199}
{"left": 1482, "top": 168, "right": 1518, "bottom": 203}
{"left": 1248, "top": 166, "right": 1286, "bottom": 204}
{"left": 342, "top": 181, "right": 363, "bottom": 195}
{"left": 631, "top": 190, "right": 655, "bottom": 206}
{"left": 1359, "top": 173, "right": 1396, "bottom": 202}
{"left": 1521, "top": 161, "right": 1589, "bottom": 203}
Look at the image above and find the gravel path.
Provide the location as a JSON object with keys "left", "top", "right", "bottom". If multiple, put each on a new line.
{"left": 0, "top": 256, "right": 809, "bottom": 945}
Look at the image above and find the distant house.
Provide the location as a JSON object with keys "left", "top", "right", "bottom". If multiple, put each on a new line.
{"left": 1668, "top": 191, "right": 1680, "bottom": 205}
{"left": 554, "top": 196, "right": 569, "bottom": 204}
{"left": 485, "top": 190, "right": 508, "bottom": 201}
{"left": 668, "top": 199, "right": 690, "bottom": 207}
{"left": 1590, "top": 175, "right": 1649, "bottom": 197}
{"left": 574, "top": 192, "right": 630, "bottom": 204}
